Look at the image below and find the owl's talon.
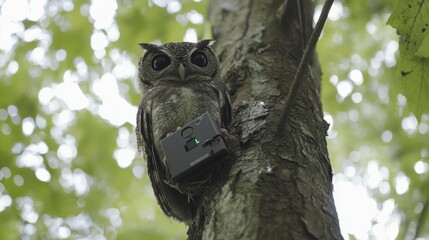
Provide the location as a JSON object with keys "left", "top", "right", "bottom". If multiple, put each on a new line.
{"left": 220, "top": 128, "right": 238, "bottom": 151}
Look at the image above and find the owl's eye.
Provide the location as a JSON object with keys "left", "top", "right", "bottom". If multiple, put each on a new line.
{"left": 191, "top": 52, "right": 207, "bottom": 67}
{"left": 152, "top": 54, "right": 171, "bottom": 71}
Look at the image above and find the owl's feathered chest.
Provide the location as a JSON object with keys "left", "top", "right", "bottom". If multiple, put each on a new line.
{"left": 164, "top": 87, "right": 196, "bottom": 120}
{"left": 146, "top": 83, "right": 220, "bottom": 145}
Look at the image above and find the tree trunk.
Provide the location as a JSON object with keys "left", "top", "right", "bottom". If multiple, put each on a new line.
{"left": 188, "top": 0, "right": 343, "bottom": 239}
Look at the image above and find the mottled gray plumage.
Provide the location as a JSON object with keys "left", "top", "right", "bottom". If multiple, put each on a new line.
{"left": 135, "top": 40, "right": 231, "bottom": 222}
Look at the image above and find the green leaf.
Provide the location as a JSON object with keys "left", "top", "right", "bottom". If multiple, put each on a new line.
{"left": 387, "top": 0, "right": 429, "bottom": 59}
{"left": 416, "top": 32, "right": 429, "bottom": 57}
{"left": 388, "top": 0, "right": 429, "bottom": 118}
{"left": 397, "top": 57, "right": 429, "bottom": 119}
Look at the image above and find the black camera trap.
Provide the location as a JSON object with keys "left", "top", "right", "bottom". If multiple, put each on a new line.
{"left": 160, "top": 112, "right": 229, "bottom": 181}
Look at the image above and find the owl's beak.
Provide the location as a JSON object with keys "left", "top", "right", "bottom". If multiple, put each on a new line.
{"left": 179, "top": 63, "right": 186, "bottom": 81}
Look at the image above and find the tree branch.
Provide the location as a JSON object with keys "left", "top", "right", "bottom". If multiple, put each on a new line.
{"left": 277, "top": 0, "right": 334, "bottom": 132}
{"left": 414, "top": 196, "right": 429, "bottom": 239}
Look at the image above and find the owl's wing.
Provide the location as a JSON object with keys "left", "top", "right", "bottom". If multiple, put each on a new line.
{"left": 136, "top": 99, "right": 192, "bottom": 222}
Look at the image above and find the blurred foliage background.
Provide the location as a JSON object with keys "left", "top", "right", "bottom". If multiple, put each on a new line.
{"left": 0, "top": 0, "right": 427, "bottom": 239}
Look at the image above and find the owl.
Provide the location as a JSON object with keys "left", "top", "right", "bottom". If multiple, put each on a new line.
{"left": 135, "top": 40, "right": 232, "bottom": 223}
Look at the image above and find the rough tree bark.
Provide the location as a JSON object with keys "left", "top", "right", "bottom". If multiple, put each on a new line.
{"left": 188, "top": 0, "right": 343, "bottom": 239}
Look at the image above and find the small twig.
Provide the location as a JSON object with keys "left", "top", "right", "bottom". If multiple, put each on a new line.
{"left": 277, "top": 0, "right": 334, "bottom": 132}
{"left": 414, "top": 196, "right": 429, "bottom": 239}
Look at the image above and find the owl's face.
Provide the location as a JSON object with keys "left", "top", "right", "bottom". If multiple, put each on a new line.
{"left": 138, "top": 40, "right": 219, "bottom": 87}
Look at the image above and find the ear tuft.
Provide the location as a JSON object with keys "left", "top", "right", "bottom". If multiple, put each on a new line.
{"left": 196, "top": 39, "right": 215, "bottom": 49}
{"left": 139, "top": 43, "right": 161, "bottom": 52}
